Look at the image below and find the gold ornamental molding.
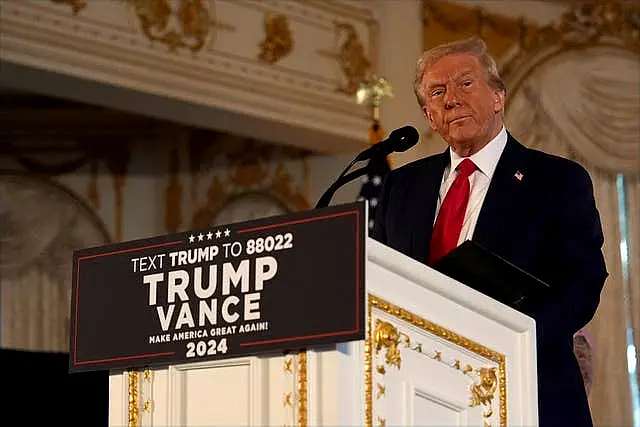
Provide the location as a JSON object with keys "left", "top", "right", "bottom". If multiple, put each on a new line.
{"left": 366, "top": 295, "right": 507, "bottom": 427}
{"left": 141, "top": 368, "right": 154, "bottom": 416}
{"left": 520, "top": 0, "right": 640, "bottom": 53}
{"left": 420, "top": 0, "right": 540, "bottom": 61}
{"left": 128, "top": 367, "right": 154, "bottom": 427}
{"left": 258, "top": 13, "right": 294, "bottom": 65}
{"left": 318, "top": 21, "right": 374, "bottom": 96}
{"left": 281, "top": 352, "right": 308, "bottom": 427}
{"left": 297, "top": 350, "right": 308, "bottom": 427}
{"left": 128, "top": 370, "right": 140, "bottom": 427}
{"left": 502, "top": 0, "right": 640, "bottom": 106}
{"left": 282, "top": 354, "right": 295, "bottom": 426}
{"left": 50, "top": 0, "right": 86, "bottom": 15}
{"left": 122, "top": 0, "right": 235, "bottom": 53}
{"left": 471, "top": 367, "right": 498, "bottom": 407}
{"left": 373, "top": 319, "right": 402, "bottom": 369}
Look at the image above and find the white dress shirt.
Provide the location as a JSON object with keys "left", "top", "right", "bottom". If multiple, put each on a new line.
{"left": 434, "top": 126, "right": 508, "bottom": 245}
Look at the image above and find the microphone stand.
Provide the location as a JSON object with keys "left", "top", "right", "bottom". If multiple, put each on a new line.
{"left": 314, "top": 124, "right": 417, "bottom": 209}
{"left": 315, "top": 162, "right": 371, "bottom": 209}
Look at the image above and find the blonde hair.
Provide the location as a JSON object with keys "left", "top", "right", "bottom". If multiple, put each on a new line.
{"left": 413, "top": 37, "right": 506, "bottom": 107}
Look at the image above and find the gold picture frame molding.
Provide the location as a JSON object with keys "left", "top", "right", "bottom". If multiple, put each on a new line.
{"left": 365, "top": 294, "right": 507, "bottom": 427}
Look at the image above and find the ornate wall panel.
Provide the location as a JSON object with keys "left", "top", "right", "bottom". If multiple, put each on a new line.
{"left": 0, "top": 95, "right": 313, "bottom": 363}
{"left": 188, "top": 133, "right": 311, "bottom": 230}
{"left": 0, "top": 172, "right": 111, "bottom": 352}
{"left": 421, "top": 0, "right": 540, "bottom": 60}
{"left": 1, "top": 0, "right": 381, "bottom": 153}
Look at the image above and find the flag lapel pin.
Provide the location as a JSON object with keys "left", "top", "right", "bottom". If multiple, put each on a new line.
{"left": 514, "top": 171, "right": 524, "bottom": 181}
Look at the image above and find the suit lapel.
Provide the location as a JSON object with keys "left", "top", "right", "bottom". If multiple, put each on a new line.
{"left": 473, "top": 134, "right": 530, "bottom": 251}
{"left": 411, "top": 150, "right": 449, "bottom": 263}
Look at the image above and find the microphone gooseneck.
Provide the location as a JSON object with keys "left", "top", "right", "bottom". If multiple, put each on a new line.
{"left": 315, "top": 125, "right": 419, "bottom": 209}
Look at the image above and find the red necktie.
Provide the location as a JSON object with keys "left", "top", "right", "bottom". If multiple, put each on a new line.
{"left": 428, "top": 158, "right": 477, "bottom": 265}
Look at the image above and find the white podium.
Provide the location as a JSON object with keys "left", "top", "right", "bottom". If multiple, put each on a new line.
{"left": 108, "top": 238, "right": 538, "bottom": 427}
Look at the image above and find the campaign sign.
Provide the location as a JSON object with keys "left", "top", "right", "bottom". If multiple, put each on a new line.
{"left": 69, "top": 202, "right": 366, "bottom": 373}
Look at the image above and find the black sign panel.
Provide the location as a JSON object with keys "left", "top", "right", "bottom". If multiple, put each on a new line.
{"left": 69, "top": 202, "right": 366, "bottom": 373}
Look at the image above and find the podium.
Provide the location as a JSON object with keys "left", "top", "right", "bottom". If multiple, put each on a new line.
{"left": 105, "top": 242, "right": 538, "bottom": 427}
{"left": 70, "top": 203, "right": 538, "bottom": 426}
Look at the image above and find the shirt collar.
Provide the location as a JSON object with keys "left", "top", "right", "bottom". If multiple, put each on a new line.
{"left": 449, "top": 126, "right": 508, "bottom": 179}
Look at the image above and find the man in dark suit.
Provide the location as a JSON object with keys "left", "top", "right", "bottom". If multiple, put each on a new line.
{"left": 373, "top": 37, "right": 607, "bottom": 427}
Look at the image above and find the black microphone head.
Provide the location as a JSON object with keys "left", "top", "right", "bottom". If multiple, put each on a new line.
{"left": 354, "top": 125, "right": 420, "bottom": 162}
{"left": 389, "top": 125, "right": 420, "bottom": 152}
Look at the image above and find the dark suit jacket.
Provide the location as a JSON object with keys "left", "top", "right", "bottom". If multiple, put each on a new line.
{"left": 373, "top": 133, "right": 607, "bottom": 427}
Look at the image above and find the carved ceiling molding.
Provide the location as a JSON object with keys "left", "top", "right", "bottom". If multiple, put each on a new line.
{"left": 501, "top": 0, "right": 640, "bottom": 98}
{"left": 257, "top": 13, "right": 293, "bottom": 65}
{"left": 48, "top": 0, "right": 235, "bottom": 53}
{"left": 121, "top": 0, "right": 236, "bottom": 53}
{"left": 50, "top": 0, "right": 86, "bottom": 15}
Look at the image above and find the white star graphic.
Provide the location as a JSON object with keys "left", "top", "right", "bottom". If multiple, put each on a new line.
{"left": 224, "top": 228, "right": 231, "bottom": 237}
{"left": 215, "top": 230, "right": 222, "bottom": 238}
{"left": 206, "top": 231, "right": 213, "bottom": 240}
{"left": 372, "top": 176, "right": 382, "bottom": 186}
{"left": 198, "top": 233, "right": 204, "bottom": 241}
{"left": 189, "top": 234, "right": 195, "bottom": 243}
{"left": 370, "top": 198, "right": 378, "bottom": 207}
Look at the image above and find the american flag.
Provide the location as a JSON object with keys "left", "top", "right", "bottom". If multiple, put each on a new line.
{"left": 357, "top": 120, "right": 391, "bottom": 233}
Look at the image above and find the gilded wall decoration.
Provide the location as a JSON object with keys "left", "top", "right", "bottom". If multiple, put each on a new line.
{"left": 50, "top": 0, "right": 87, "bottom": 15}
{"left": 318, "top": 22, "right": 372, "bottom": 95}
{"left": 421, "top": 0, "right": 539, "bottom": 61}
{"left": 190, "top": 136, "right": 310, "bottom": 229}
{"left": 0, "top": 96, "right": 178, "bottom": 242}
{"left": 258, "top": 13, "right": 293, "bottom": 65}
{"left": 501, "top": 0, "right": 640, "bottom": 97}
{"left": 519, "top": 0, "right": 639, "bottom": 54}
{"left": 123, "top": 0, "right": 235, "bottom": 53}
{"left": 0, "top": 140, "right": 130, "bottom": 241}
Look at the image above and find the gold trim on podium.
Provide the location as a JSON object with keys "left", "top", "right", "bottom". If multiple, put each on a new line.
{"left": 298, "top": 350, "right": 309, "bottom": 427}
{"left": 366, "top": 294, "right": 507, "bottom": 427}
{"left": 128, "top": 369, "right": 139, "bottom": 427}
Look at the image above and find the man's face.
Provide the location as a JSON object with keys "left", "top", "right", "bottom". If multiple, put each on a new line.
{"left": 421, "top": 53, "right": 505, "bottom": 156}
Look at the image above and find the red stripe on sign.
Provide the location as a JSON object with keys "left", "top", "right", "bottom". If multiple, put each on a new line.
{"left": 237, "top": 210, "right": 359, "bottom": 233}
{"left": 73, "top": 240, "right": 182, "bottom": 364}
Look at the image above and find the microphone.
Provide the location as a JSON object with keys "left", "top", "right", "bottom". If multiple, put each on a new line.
{"left": 315, "top": 125, "right": 419, "bottom": 209}
{"left": 354, "top": 125, "right": 419, "bottom": 161}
